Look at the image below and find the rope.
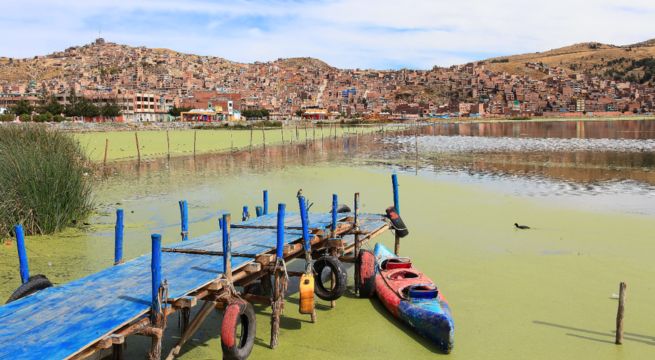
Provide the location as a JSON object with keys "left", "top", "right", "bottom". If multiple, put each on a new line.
{"left": 157, "top": 280, "right": 169, "bottom": 329}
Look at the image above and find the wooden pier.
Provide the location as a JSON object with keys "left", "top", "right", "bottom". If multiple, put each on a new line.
{"left": 0, "top": 178, "right": 404, "bottom": 359}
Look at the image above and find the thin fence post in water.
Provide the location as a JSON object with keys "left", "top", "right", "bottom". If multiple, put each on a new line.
{"left": 295, "top": 124, "right": 299, "bottom": 141}
{"left": 166, "top": 130, "right": 170, "bottom": 160}
{"left": 179, "top": 200, "right": 189, "bottom": 241}
{"left": 263, "top": 190, "right": 269, "bottom": 215}
{"left": 14, "top": 225, "right": 29, "bottom": 285}
{"left": 256, "top": 206, "right": 263, "bottom": 217}
{"left": 134, "top": 132, "right": 141, "bottom": 163}
{"left": 114, "top": 209, "right": 124, "bottom": 265}
{"left": 304, "top": 125, "right": 308, "bottom": 145}
{"left": 615, "top": 282, "right": 627, "bottom": 344}
{"left": 193, "top": 130, "right": 197, "bottom": 158}
{"left": 312, "top": 126, "right": 316, "bottom": 143}
{"left": 222, "top": 214, "right": 232, "bottom": 282}
{"left": 230, "top": 127, "right": 234, "bottom": 152}
{"left": 250, "top": 126, "right": 253, "bottom": 152}
{"left": 281, "top": 125, "right": 285, "bottom": 144}
{"left": 262, "top": 126, "right": 266, "bottom": 149}
{"left": 103, "top": 138, "right": 109, "bottom": 167}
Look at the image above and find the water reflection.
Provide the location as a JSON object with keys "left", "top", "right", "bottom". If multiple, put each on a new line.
{"left": 98, "top": 119, "right": 655, "bottom": 214}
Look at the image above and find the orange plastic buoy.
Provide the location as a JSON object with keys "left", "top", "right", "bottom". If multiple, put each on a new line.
{"left": 299, "top": 273, "right": 315, "bottom": 314}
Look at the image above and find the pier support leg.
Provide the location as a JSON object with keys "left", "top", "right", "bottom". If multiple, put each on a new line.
{"left": 353, "top": 192, "right": 360, "bottom": 294}
{"left": 615, "top": 282, "right": 627, "bottom": 345}
{"left": 270, "top": 204, "right": 287, "bottom": 349}
{"left": 112, "top": 343, "right": 124, "bottom": 360}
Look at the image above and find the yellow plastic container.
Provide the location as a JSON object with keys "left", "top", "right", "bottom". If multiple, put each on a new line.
{"left": 299, "top": 273, "right": 315, "bottom": 314}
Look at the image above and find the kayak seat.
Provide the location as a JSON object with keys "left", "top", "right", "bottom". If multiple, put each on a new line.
{"left": 388, "top": 269, "right": 419, "bottom": 280}
{"left": 406, "top": 284, "right": 438, "bottom": 299}
{"left": 381, "top": 257, "right": 412, "bottom": 270}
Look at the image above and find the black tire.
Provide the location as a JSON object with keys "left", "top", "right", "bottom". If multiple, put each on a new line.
{"left": 357, "top": 250, "right": 376, "bottom": 298}
{"left": 6, "top": 274, "right": 53, "bottom": 304}
{"left": 313, "top": 256, "right": 347, "bottom": 301}
{"left": 221, "top": 300, "right": 256, "bottom": 360}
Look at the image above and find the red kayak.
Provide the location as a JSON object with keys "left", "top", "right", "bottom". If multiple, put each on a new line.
{"left": 358, "top": 243, "right": 454, "bottom": 353}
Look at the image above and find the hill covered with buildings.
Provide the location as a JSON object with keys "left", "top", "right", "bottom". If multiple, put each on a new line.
{"left": 1, "top": 37, "right": 654, "bottom": 121}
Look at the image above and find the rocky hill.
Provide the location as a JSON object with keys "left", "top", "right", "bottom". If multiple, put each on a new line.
{"left": 484, "top": 39, "right": 655, "bottom": 82}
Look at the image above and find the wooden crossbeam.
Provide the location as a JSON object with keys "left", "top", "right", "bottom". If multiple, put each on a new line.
{"left": 161, "top": 248, "right": 257, "bottom": 258}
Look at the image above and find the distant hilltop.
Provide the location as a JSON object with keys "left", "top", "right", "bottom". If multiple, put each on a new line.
{"left": 0, "top": 38, "right": 654, "bottom": 119}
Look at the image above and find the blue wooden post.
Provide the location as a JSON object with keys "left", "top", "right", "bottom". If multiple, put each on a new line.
{"left": 242, "top": 206, "right": 249, "bottom": 222}
{"left": 263, "top": 190, "right": 269, "bottom": 215}
{"left": 331, "top": 194, "right": 338, "bottom": 236}
{"left": 392, "top": 173, "right": 400, "bottom": 214}
{"left": 14, "top": 225, "right": 29, "bottom": 284}
{"left": 179, "top": 200, "right": 189, "bottom": 241}
{"left": 151, "top": 233, "right": 162, "bottom": 321}
{"left": 276, "top": 203, "right": 285, "bottom": 259}
{"left": 255, "top": 206, "right": 263, "bottom": 217}
{"left": 222, "top": 214, "right": 232, "bottom": 281}
{"left": 298, "top": 196, "right": 311, "bottom": 252}
{"left": 218, "top": 217, "right": 223, "bottom": 230}
{"left": 114, "top": 209, "right": 124, "bottom": 265}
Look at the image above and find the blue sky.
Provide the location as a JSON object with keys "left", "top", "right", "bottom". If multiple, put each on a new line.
{"left": 2, "top": 0, "right": 654, "bottom": 69}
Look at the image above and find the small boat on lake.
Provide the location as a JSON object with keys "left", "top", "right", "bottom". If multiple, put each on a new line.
{"left": 357, "top": 243, "right": 455, "bottom": 353}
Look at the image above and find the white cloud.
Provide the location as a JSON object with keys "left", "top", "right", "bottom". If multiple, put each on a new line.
{"left": 1, "top": 0, "right": 654, "bottom": 69}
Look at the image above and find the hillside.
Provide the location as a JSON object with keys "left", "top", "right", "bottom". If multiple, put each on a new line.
{"left": 484, "top": 40, "right": 655, "bottom": 81}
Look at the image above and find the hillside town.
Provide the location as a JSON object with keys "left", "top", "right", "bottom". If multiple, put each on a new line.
{"left": 0, "top": 38, "right": 654, "bottom": 122}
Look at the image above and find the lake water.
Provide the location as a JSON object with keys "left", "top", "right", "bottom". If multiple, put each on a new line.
{"left": 1, "top": 119, "right": 655, "bottom": 359}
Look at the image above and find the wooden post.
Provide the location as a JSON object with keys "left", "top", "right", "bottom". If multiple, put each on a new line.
{"left": 166, "top": 130, "right": 170, "bottom": 160}
{"left": 271, "top": 203, "right": 286, "bottom": 349}
{"left": 304, "top": 125, "right": 308, "bottom": 145}
{"left": 249, "top": 126, "right": 253, "bottom": 152}
{"left": 281, "top": 125, "right": 285, "bottom": 144}
{"left": 149, "top": 233, "right": 163, "bottom": 360}
{"left": 298, "top": 195, "right": 316, "bottom": 322}
{"left": 134, "top": 132, "right": 141, "bottom": 163}
{"left": 263, "top": 190, "right": 269, "bottom": 215}
{"left": 392, "top": 174, "right": 400, "bottom": 255}
{"left": 14, "top": 224, "right": 29, "bottom": 284}
{"left": 193, "top": 130, "right": 197, "bottom": 158}
{"left": 353, "top": 192, "right": 360, "bottom": 294}
{"left": 276, "top": 204, "right": 285, "bottom": 259}
{"left": 262, "top": 126, "right": 266, "bottom": 149}
{"left": 114, "top": 209, "right": 124, "bottom": 265}
{"left": 179, "top": 200, "right": 189, "bottom": 241}
{"left": 312, "top": 126, "right": 316, "bottom": 143}
{"left": 222, "top": 214, "right": 232, "bottom": 282}
{"left": 615, "top": 282, "right": 627, "bottom": 345}
{"left": 331, "top": 194, "right": 338, "bottom": 238}
{"left": 295, "top": 124, "right": 299, "bottom": 141}
{"left": 255, "top": 206, "right": 263, "bottom": 217}
{"left": 103, "top": 138, "right": 109, "bottom": 167}
{"left": 230, "top": 127, "right": 234, "bottom": 152}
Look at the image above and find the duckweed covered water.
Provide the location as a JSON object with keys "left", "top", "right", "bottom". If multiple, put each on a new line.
{"left": 1, "top": 121, "right": 655, "bottom": 359}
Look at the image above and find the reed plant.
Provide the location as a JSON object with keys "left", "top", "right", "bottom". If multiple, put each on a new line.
{"left": 0, "top": 125, "right": 93, "bottom": 237}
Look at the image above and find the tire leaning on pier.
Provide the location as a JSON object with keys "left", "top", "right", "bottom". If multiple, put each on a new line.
{"left": 6, "top": 274, "right": 53, "bottom": 303}
{"left": 221, "top": 299, "right": 256, "bottom": 360}
{"left": 313, "top": 256, "right": 347, "bottom": 301}
{"left": 357, "top": 250, "right": 376, "bottom": 298}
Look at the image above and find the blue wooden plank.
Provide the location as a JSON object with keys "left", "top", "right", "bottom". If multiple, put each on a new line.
{"left": 0, "top": 212, "right": 387, "bottom": 360}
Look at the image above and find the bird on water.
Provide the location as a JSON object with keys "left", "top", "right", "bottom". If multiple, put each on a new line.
{"left": 514, "top": 223, "right": 530, "bottom": 230}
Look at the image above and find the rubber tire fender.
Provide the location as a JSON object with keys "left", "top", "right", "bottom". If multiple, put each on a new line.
{"left": 6, "top": 274, "right": 53, "bottom": 304}
{"left": 221, "top": 300, "right": 256, "bottom": 360}
{"left": 313, "top": 255, "right": 347, "bottom": 301}
{"left": 357, "top": 250, "right": 376, "bottom": 298}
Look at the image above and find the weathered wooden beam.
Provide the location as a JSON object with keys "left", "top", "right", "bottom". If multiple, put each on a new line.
{"left": 242, "top": 262, "right": 262, "bottom": 274}
{"left": 256, "top": 254, "right": 275, "bottom": 266}
{"left": 172, "top": 296, "right": 197, "bottom": 309}
{"left": 161, "top": 247, "right": 257, "bottom": 258}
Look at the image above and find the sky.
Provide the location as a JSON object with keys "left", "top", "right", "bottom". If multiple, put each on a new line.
{"left": 1, "top": 0, "right": 655, "bottom": 69}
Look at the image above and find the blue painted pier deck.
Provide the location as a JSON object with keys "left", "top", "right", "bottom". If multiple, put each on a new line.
{"left": 0, "top": 211, "right": 389, "bottom": 360}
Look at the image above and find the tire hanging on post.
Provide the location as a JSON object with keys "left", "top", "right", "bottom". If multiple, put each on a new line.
{"left": 221, "top": 299, "right": 256, "bottom": 360}
{"left": 312, "top": 256, "right": 347, "bottom": 301}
